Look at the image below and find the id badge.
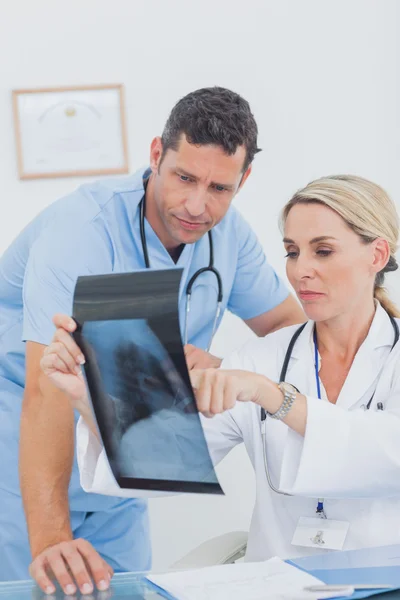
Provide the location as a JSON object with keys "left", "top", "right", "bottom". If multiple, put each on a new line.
{"left": 291, "top": 517, "right": 349, "bottom": 550}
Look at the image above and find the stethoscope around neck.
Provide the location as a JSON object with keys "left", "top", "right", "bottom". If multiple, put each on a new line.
{"left": 139, "top": 188, "right": 223, "bottom": 352}
{"left": 261, "top": 313, "right": 400, "bottom": 498}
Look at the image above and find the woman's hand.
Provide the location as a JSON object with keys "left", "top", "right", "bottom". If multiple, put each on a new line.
{"left": 40, "top": 314, "right": 94, "bottom": 428}
{"left": 189, "top": 368, "right": 280, "bottom": 417}
{"left": 190, "top": 368, "right": 308, "bottom": 435}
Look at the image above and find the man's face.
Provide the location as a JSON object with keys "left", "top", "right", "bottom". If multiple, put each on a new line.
{"left": 149, "top": 135, "right": 251, "bottom": 247}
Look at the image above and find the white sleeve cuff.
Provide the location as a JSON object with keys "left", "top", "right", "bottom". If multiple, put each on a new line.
{"left": 279, "top": 396, "right": 400, "bottom": 498}
{"left": 76, "top": 417, "right": 125, "bottom": 496}
{"left": 279, "top": 396, "right": 355, "bottom": 497}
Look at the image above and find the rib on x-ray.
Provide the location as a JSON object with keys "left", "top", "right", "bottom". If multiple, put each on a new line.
{"left": 73, "top": 269, "right": 222, "bottom": 494}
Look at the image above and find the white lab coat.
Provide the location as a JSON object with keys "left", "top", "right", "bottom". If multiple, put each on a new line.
{"left": 77, "top": 302, "right": 400, "bottom": 561}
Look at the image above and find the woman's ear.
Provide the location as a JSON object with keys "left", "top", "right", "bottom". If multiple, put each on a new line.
{"left": 371, "top": 238, "right": 391, "bottom": 274}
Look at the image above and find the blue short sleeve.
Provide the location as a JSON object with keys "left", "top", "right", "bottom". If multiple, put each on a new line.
{"left": 23, "top": 226, "right": 113, "bottom": 346}
{"left": 227, "top": 213, "right": 289, "bottom": 320}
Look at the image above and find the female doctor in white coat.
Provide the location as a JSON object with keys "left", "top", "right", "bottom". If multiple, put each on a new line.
{"left": 41, "top": 174, "right": 400, "bottom": 584}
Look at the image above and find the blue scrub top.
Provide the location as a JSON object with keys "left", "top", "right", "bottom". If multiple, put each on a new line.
{"left": 0, "top": 166, "right": 288, "bottom": 511}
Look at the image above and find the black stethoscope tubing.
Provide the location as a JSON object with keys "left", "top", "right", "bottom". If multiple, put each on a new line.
{"left": 261, "top": 312, "right": 400, "bottom": 422}
{"left": 260, "top": 312, "right": 399, "bottom": 498}
{"left": 138, "top": 189, "right": 223, "bottom": 349}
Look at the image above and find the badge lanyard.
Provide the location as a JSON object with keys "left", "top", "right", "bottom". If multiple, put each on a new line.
{"left": 313, "top": 327, "right": 327, "bottom": 519}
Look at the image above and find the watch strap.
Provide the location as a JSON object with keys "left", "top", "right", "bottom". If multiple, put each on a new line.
{"left": 268, "top": 382, "right": 297, "bottom": 420}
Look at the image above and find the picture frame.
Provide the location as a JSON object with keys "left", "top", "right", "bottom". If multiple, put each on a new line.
{"left": 12, "top": 84, "right": 129, "bottom": 180}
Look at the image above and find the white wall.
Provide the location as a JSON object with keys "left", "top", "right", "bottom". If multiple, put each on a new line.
{"left": 1, "top": 0, "right": 400, "bottom": 571}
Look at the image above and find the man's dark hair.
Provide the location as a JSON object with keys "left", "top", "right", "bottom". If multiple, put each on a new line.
{"left": 161, "top": 87, "right": 261, "bottom": 172}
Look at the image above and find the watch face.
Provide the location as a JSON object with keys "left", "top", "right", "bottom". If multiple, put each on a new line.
{"left": 280, "top": 382, "right": 297, "bottom": 395}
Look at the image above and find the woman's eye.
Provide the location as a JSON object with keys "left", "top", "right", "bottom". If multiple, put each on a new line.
{"left": 285, "top": 251, "right": 298, "bottom": 259}
{"left": 317, "top": 249, "right": 332, "bottom": 257}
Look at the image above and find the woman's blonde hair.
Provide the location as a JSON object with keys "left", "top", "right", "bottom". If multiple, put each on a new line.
{"left": 280, "top": 175, "right": 400, "bottom": 318}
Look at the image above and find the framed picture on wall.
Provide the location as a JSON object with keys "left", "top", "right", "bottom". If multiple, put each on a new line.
{"left": 12, "top": 84, "right": 129, "bottom": 180}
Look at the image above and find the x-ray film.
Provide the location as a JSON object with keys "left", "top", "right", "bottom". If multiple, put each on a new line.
{"left": 72, "top": 268, "right": 223, "bottom": 495}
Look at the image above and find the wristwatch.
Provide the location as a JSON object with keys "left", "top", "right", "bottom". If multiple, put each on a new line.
{"left": 267, "top": 382, "right": 297, "bottom": 420}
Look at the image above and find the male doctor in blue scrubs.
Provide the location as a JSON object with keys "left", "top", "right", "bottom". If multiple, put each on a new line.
{"left": 0, "top": 86, "right": 303, "bottom": 593}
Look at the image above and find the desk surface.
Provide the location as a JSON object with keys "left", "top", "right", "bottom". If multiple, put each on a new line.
{"left": 1, "top": 572, "right": 400, "bottom": 600}
{"left": 0, "top": 573, "right": 166, "bottom": 599}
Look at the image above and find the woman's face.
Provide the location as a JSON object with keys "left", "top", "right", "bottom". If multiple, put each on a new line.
{"left": 284, "top": 203, "right": 382, "bottom": 322}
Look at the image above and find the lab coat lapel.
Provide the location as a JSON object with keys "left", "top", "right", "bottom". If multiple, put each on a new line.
{"left": 329, "top": 303, "right": 395, "bottom": 410}
{"left": 285, "top": 321, "right": 317, "bottom": 395}
{"left": 287, "top": 305, "right": 395, "bottom": 411}
{"left": 335, "top": 346, "right": 379, "bottom": 410}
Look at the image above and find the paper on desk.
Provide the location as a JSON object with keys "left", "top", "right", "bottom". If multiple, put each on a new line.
{"left": 147, "top": 557, "right": 353, "bottom": 600}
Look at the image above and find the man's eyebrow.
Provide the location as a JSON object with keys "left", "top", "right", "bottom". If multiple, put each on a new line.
{"left": 176, "top": 168, "right": 236, "bottom": 191}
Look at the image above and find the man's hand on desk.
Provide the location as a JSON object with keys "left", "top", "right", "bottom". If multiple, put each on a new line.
{"left": 184, "top": 344, "right": 222, "bottom": 370}
{"left": 30, "top": 538, "right": 113, "bottom": 595}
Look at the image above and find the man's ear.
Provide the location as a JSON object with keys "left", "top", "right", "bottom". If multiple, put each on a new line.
{"left": 149, "top": 137, "right": 163, "bottom": 173}
{"left": 238, "top": 164, "right": 252, "bottom": 192}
